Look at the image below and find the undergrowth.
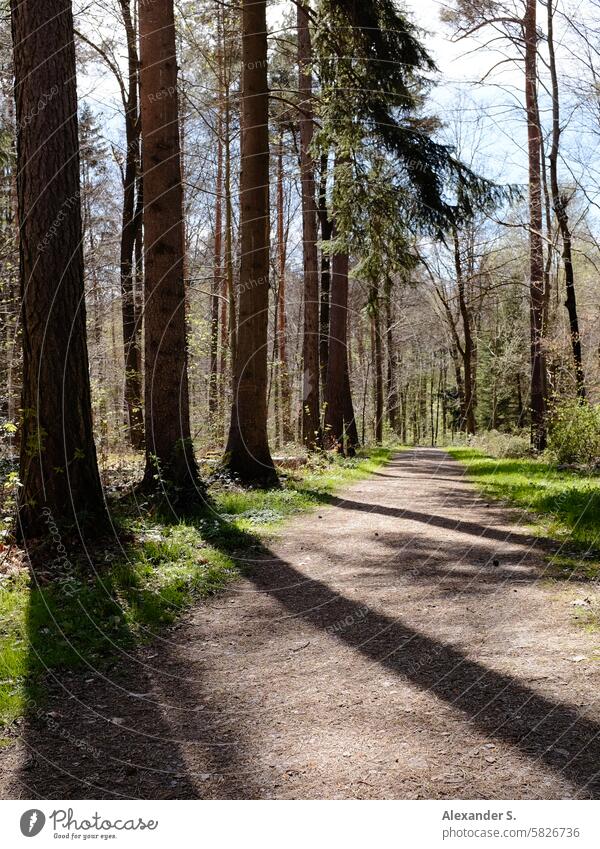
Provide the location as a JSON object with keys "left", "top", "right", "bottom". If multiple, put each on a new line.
{"left": 0, "top": 447, "right": 391, "bottom": 728}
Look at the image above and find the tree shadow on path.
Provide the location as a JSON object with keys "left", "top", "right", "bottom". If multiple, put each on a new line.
{"left": 236, "top": 537, "right": 600, "bottom": 798}
{"left": 2, "top": 556, "right": 259, "bottom": 800}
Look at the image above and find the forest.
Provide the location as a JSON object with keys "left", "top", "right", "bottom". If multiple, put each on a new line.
{"left": 1, "top": 0, "right": 600, "bottom": 805}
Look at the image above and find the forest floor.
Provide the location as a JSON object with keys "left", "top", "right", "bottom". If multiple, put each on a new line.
{"left": 1, "top": 447, "right": 600, "bottom": 799}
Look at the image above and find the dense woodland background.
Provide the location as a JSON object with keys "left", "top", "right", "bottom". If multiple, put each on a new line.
{"left": 2, "top": 0, "right": 600, "bottom": 539}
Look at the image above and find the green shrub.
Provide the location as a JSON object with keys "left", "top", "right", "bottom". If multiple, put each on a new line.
{"left": 547, "top": 400, "right": 600, "bottom": 466}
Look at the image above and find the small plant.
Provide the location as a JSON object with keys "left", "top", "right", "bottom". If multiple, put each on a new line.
{"left": 547, "top": 400, "right": 600, "bottom": 467}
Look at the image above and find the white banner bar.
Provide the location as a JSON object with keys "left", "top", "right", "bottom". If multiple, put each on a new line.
{"left": 0, "top": 800, "right": 598, "bottom": 848}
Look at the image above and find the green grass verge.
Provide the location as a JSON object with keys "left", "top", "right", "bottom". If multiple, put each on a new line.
{"left": 447, "top": 447, "right": 600, "bottom": 577}
{"left": 0, "top": 447, "right": 392, "bottom": 727}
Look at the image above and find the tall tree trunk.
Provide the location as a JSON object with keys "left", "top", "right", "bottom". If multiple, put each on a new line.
{"left": 119, "top": 0, "right": 144, "bottom": 450}
{"left": 540, "top": 127, "right": 553, "bottom": 332}
{"left": 224, "top": 77, "right": 236, "bottom": 373}
{"left": 324, "top": 245, "right": 358, "bottom": 454}
{"left": 400, "top": 381, "right": 407, "bottom": 443}
{"left": 276, "top": 133, "right": 293, "bottom": 444}
{"left": 451, "top": 345, "right": 465, "bottom": 428}
{"left": 384, "top": 277, "right": 397, "bottom": 432}
{"left": 547, "top": 0, "right": 585, "bottom": 400}
{"left": 133, "top": 166, "right": 144, "bottom": 347}
{"left": 525, "top": 0, "right": 547, "bottom": 449}
{"left": 11, "top": 0, "right": 105, "bottom": 540}
{"left": 219, "top": 16, "right": 235, "bottom": 435}
{"left": 7, "top": 95, "right": 20, "bottom": 434}
{"left": 1, "top": 133, "right": 19, "bottom": 430}
{"left": 298, "top": 0, "right": 321, "bottom": 448}
{"left": 318, "top": 151, "right": 332, "bottom": 394}
{"left": 343, "top": 358, "right": 359, "bottom": 454}
{"left": 209, "top": 98, "right": 224, "bottom": 434}
{"left": 139, "top": 0, "right": 202, "bottom": 494}
{"left": 430, "top": 366, "right": 435, "bottom": 447}
{"left": 80, "top": 157, "right": 107, "bottom": 460}
{"left": 371, "top": 285, "right": 383, "bottom": 444}
{"left": 454, "top": 229, "right": 476, "bottom": 435}
{"left": 324, "top": 248, "right": 347, "bottom": 451}
{"left": 224, "top": 0, "right": 277, "bottom": 485}
{"left": 515, "top": 371, "right": 522, "bottom": 426}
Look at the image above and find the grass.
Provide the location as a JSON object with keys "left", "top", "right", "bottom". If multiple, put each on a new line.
{"left": 448, "top": 447, "right": 600, "bottom": 578}
{"left": 214, "top": 448, "right": 392, "bottom": 529}
{"left": 0, "top": 446, "right": 392, "bottom": 728}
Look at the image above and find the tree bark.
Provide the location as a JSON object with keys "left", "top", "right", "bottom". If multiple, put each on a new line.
{"left": 342, "top": 356, "right": 359, "bottom": 454}
{"left": 451, "top": 345, "right": 465, "bottom": 428}
{"left": 11, "top": 0, "right": 105, "bottom": 540}
{"left": 224, "top": 0, "right": 277, "bottom": 485}
{"left": 453, "top": 229, "right": 476, "bottom": 435}
{"left": 318, "top": 152, "right": 332, "bottom": 394}
{"left": 547, "top": 0, "right": 585, "bottom": 400}
{"left": 525, "top": 0, "right": 547, "bottom": 449}
{"left": 384, "top": 277, "right": 397, "bottom": 432}
{"left": 219, "top": 13, "right": 235, "bottom": 433}
{"left": 298, "top": 0, "right": 321, "bottom": 448}
{"left": 324, "top": 246, "right": 358, "bottom": 454}
{"left": 139, "top": 0, "right": 202, "bottom": 494}
{"left": 209, "top": 97, "right": 224, "bottom": 433}
{"left": 276, "top": 133, "right": 293, "bottom": 444}
{"left": 116, "top": 0, "right": 144, "bottom": 450}
{"left": 371, "top": 285, "right": 384, "bottom": 444}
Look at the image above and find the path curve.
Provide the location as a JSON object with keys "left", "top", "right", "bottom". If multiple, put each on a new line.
{"left": 2, "top": 448, "right": 600, "bottom": 799}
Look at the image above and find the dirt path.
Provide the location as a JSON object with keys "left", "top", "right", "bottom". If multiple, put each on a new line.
{"left": 2, "top": 448, "right": 600, "bottom": 799}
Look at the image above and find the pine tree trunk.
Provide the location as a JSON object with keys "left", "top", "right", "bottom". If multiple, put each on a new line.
{"left": 318, "top": 152, "right": 332, "bottom": 394}
{"left": 298, "top": 0, "right": 321, "bottom": 448}
{"left": 441, "top": 365, "right": 447, "bottom": 442}
{"left": 0, "top": 93, "right": 19, "bottom": 428}
{"left": 324, "top": 247, "right": 358, "bottom": 453}
{"left": 139, "top": 0, "right": 202, "bottom": 494}
{"left": 219, "top": 16, "right": 234, "bottom": 435}
{"left": 272, "top": 285, "right": 281, "bottom": 449}
{"left": 11, "top": 0, "right": 105, "bottom": 540}
{"left": 384, "top": 277, "right": 397, "bottom": 432}
{"left": 224, "top": 0, "right": 277, "bottom": 485}
{"left": 119, "top": 0, "right": 144, "bottom": 450}
{"left": 547, "top": 0, "right": 585, "bottom": 400}
{"left": 454, "top": 230, "right": 476, "bottom": 435}
{"left": 401, "top": 382, "right": 408, "bottom": 444}
{"left": 224, "top": 83, "right": 236, "bottom": 375}
{"left": 525, "top": 0, "right": 547, "bottom": 449}
{"left": 324, "top": 249, "right": 347, "bottom": 451}
{"left": 516, "top": 372, "right": 524, "bottom": 427}
{"left": 371, "top": 286, "right": 384, "bottom": 444}
{"left": 209, "top": 101, "right": 224, "bottom": 435}
{"left": 430, "top": 367, "right": 435, "bottom": 447}
{"left": 276, "top": 134, "right": 293, "bottom": 444}
{"left": 451, "top": 345, "right": 465, "bottom": 428}
{"left": 435, "top": 364, "right": 441, "bottom": 445}
{"left": 342, "top": 358, "right": 359, "bottom": 454}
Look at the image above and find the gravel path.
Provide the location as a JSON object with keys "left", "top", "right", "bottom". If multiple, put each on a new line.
{"left": 2, "top": 448, "right": 600, "bottom": 799}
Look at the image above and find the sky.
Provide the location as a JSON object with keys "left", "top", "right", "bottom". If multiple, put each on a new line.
{"left": 404, "top": 0, "right": 600, "bottom": 203}
{"left": 74, "top": 0, "right": 600, "bottom": 211}
{"left": 405, "top": 0, "right": 532, "bottom": 184}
